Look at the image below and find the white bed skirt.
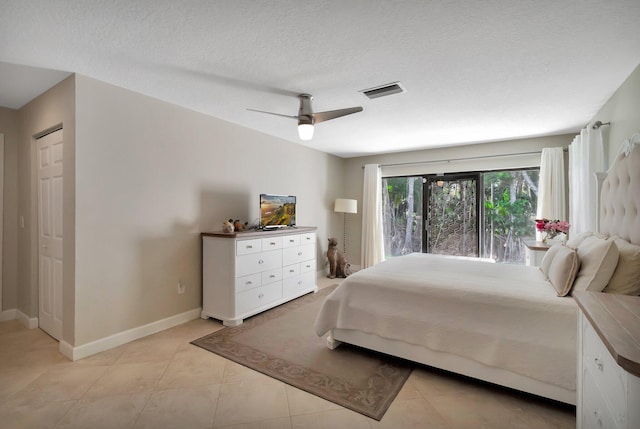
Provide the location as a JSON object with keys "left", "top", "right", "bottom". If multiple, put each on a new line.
{"left": 329, "top": 328, "right": 575, "bottom": 405}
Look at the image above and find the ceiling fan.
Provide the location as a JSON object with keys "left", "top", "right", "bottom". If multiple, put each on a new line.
{"left": 248, "top": 94, "right": 363, "bottom": 140}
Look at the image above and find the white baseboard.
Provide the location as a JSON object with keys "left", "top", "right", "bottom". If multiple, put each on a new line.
{"left": 0, "top": 308, "right": 17, "bottom": 321}
{"left": 17, "top": 310, "right": 38, "bottom": 329}
{"left": 59, "top": 307, "right": 202, "bottom": 361}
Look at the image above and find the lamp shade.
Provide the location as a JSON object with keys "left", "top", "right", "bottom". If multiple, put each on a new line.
{"left": 334, "top": 198, "right": 357, "bottom": 214}
{"left": 298, "top": 123, "right": 314, "bottom": 140}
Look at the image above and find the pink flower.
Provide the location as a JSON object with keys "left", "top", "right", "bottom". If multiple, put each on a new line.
{"left": 534, "top": 218, "right": 571, "bottom": 235}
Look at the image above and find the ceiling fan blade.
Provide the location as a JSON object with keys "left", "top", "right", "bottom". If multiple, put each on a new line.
{"left": 312, "top": 106, "right": 363, "bottom": 124}
{"left": 247, "top": 108, "right": 300, "bottom": 120}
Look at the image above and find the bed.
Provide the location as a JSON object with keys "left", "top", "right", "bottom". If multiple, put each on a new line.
{"left": 315, "top": 133, "right": 640, "bottom": 406}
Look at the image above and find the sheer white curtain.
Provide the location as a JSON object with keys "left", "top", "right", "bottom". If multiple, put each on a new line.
{"left": 569, "top": 127, "right": 605, "bottom": 235}
{"left": 361, "top": 164, "right": 384, "bottom": 268}
{"left": 537, "top": 147, "right": 566, "bottom": 224}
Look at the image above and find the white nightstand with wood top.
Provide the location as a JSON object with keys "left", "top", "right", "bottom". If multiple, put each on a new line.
{"left": 574, "top": 292, "right": 640, "bottom": 429}
{"left": 523, "top": 240, "right": 551, "bottom": 267}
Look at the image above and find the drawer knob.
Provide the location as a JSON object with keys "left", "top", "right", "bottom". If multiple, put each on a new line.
{"left": 270, "top": 242, "right": 276, "bottom": 245}
{"left": 259, "top": 293, "right": 264, "bottom": 299}
{"left": 594, "top": 356, "right": 603, "bottom": 371}
{"left": 298, "top": 280, "right": 303, "bottom": 285}
{"left": 298, "top": 252, "right": 303, "bottom": 256}
{"left": 270, "top": 274, "right": 275, "bottom": 278}
{"left": 289, "top": 239, "right": 294, "bottom": 243}
{"left": 246, "top": 245, "right": 253, "bottom": 249}
{"left": 246, "top": 281, "right": 252, "bottom": 285}
{"left": 593, "top": 409, "right": 602, "bottom": 427}
{"left": 289, "top": 269, "right": 295, "bottom": 273}
{"left": 305, "top": 264, "right": 311, "bottom": 268}
{"left": 258, "top": 259, "right": 264, "bottom": 264}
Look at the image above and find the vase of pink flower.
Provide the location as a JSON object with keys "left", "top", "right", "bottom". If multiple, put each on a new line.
{"left": 535, "top": 219, "right": 571, "bottom": 243}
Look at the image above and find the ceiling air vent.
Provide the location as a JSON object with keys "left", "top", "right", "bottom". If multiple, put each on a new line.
{"left": 360, "top": 82, "right": 405, "bottom": 99}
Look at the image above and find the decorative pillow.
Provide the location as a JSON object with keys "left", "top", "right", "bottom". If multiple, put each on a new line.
{"left": 546, "top": 246, "right": 580, "bottom": 296}
{"left": 539, "top": 243, "right": 564, "bottom": 277}
{"left": 566, "top": 231, "right": 607, "bottom": 249}
{"left": 572, "top": 236, "right": 620, "bottom": 293}
{"left": 603, "top": 237, "right": 640, "bottom": 295}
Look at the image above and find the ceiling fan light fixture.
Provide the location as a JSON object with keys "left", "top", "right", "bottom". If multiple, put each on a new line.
{"left": 298, "top": 123, "right": 314, "bottom": 140}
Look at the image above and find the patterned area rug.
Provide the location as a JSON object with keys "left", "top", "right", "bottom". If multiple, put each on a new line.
{"left": 191, "top": 285, "right": 413, "bottom": 421}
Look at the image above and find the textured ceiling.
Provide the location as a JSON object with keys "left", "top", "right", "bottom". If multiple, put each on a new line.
{"left": 1, "top": 0, "right": 639, "bottom": 157}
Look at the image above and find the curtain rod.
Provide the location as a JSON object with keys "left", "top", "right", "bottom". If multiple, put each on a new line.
{"left": 371, "top": 148, "right": 567, "bottom": 169}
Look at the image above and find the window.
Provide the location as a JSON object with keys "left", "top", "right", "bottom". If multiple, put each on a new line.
{"left": 382, "top": 168, "right": 539, "bottom": 264}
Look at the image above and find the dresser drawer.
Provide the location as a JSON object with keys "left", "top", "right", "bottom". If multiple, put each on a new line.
{"left": 299, "top": 259, "right": 315, "bottom": 273}
{"left": 582, "top": 369, "right": 617, "bottom": 429}
{"left": 282, "top": 264, "right": 299, "bottom": 279}
{"left": 262, "top": 236, "right": 283, "bottom": 251}
{"left": 583, "top": 318, "right": 627, "bottom": 424}
{"left": 300, "top": 233, "right": 316, "bottom": 245}
{"left": 283, "top": 234, "right": 301, "bottom": 247}
{"left": 283, "top": 271, "right": 316, "bottom": 297}
{"left": 236, "top": 239, "right": 262, "bottom": 256}
{"left": 262, "top": 268, "right": 282, "bottom": 285}
{"left": 235, "top": 282, "right": 282, "bottom": 315}
{"left": 236, "top": 249, "right": 282, "bottom": 277}
{"left": 235, "top": 273, "right": 261, "bottom": 293}
{"left": 283, "top": 244, "right": 315, "bottom": 266}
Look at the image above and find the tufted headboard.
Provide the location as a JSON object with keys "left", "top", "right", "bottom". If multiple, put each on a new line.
{"left": 599, "top": 133, "right": 640, "bottom": 246}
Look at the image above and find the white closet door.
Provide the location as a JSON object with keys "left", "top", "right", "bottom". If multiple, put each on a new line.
{"left": 37, "top": 129, "right": 63, "bottom": 340}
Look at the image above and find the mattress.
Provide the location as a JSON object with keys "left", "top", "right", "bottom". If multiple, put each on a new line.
{"left": 314, "top": 253, "right": 578, "bottom": 390}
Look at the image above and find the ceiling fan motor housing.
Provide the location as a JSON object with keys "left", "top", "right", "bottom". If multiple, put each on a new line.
{"left": 298, "top": 94, "right": 314, "bottom": 125}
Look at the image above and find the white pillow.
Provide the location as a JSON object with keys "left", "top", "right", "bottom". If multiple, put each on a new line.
{"left": 572, "top": 236, "right": 620, "bottom": 293}
{"left": 603, "top": 237, "right": 640, "bottom": 295}
{"left": 539, "top": 243, "right": 564, "bottom": 277}
{"left": 566, "top": 231, "right": 606, "bottom": 249}
{"left": 546, "top": 246, "right": 580, "bottom": 297}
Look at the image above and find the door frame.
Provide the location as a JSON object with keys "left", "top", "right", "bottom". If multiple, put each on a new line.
{"left": 30, "top": 126, "right": 64, "bottom": 333}
{"left": 0, "top": 133, "right": 4, "bottom": 316}
{"left": 423, "top": 172, "right": 481, "bottom": 256}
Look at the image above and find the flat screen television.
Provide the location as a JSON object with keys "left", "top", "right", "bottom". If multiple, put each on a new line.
{"left": 260, "top": 194, "right": 296, "bottom": 229}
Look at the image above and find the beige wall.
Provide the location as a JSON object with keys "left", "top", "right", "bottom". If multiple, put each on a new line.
{"left": 74, "top": 75, "right": 345, "bottom": 345}
{"left": 0, "top": 107, "right": 18, "bottom": 313}
{"left": 587, "top": 63, "right": 640, "bottom": 166}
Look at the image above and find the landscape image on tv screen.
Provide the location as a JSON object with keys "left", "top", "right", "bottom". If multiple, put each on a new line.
{"left": 260, "top": 194, "right": 296, "bottom": 227}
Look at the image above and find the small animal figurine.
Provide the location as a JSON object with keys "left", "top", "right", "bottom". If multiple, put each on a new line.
{"left": 233, "top": 219, "right": 248, "bottom": 231}
{"left": 327, "top": 237, "right": 351, "bottom": 279}
{"left": 222, "top": 220, "right": 234, "bottom": 233}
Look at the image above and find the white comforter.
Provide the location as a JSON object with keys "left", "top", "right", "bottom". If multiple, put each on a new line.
{"left": 314, "top": 253, "right": 577, "bottom": 390}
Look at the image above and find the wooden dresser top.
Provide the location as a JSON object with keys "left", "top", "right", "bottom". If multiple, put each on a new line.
{"left": 201, "top": 226, "right": 317, "bottom": 239}
{"left": 574, "top": 291, "right": 640, "bottom": 377}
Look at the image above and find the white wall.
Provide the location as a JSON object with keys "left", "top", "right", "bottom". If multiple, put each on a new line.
{"left": 587, "top": 63, "right": 640, "bottom": 167}
{"left": 74, "top": 75, "right": 345, "bottom": 345}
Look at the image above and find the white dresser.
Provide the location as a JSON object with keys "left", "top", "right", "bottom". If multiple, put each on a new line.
{"left": 201, "top": 227, "right": 318, "bottom": 326}
{"left": 574, "top": 292, "right": 640, "bottom": 429}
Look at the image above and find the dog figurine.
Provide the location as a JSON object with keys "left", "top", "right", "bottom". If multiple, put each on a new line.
{"left": 327, "top": 237, "right": 351, "bottom": 279}
{"left": 222, "top": 220, "right": 234, "bottom": 233}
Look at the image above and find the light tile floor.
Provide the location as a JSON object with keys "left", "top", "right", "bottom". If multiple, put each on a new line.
{"left": 0, "top": 278, "right": 575, "bottom": 428}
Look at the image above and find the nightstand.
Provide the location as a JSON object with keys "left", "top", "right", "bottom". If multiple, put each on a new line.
{"left": 524, "top": 240, "right": 550, "bottom": 267}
